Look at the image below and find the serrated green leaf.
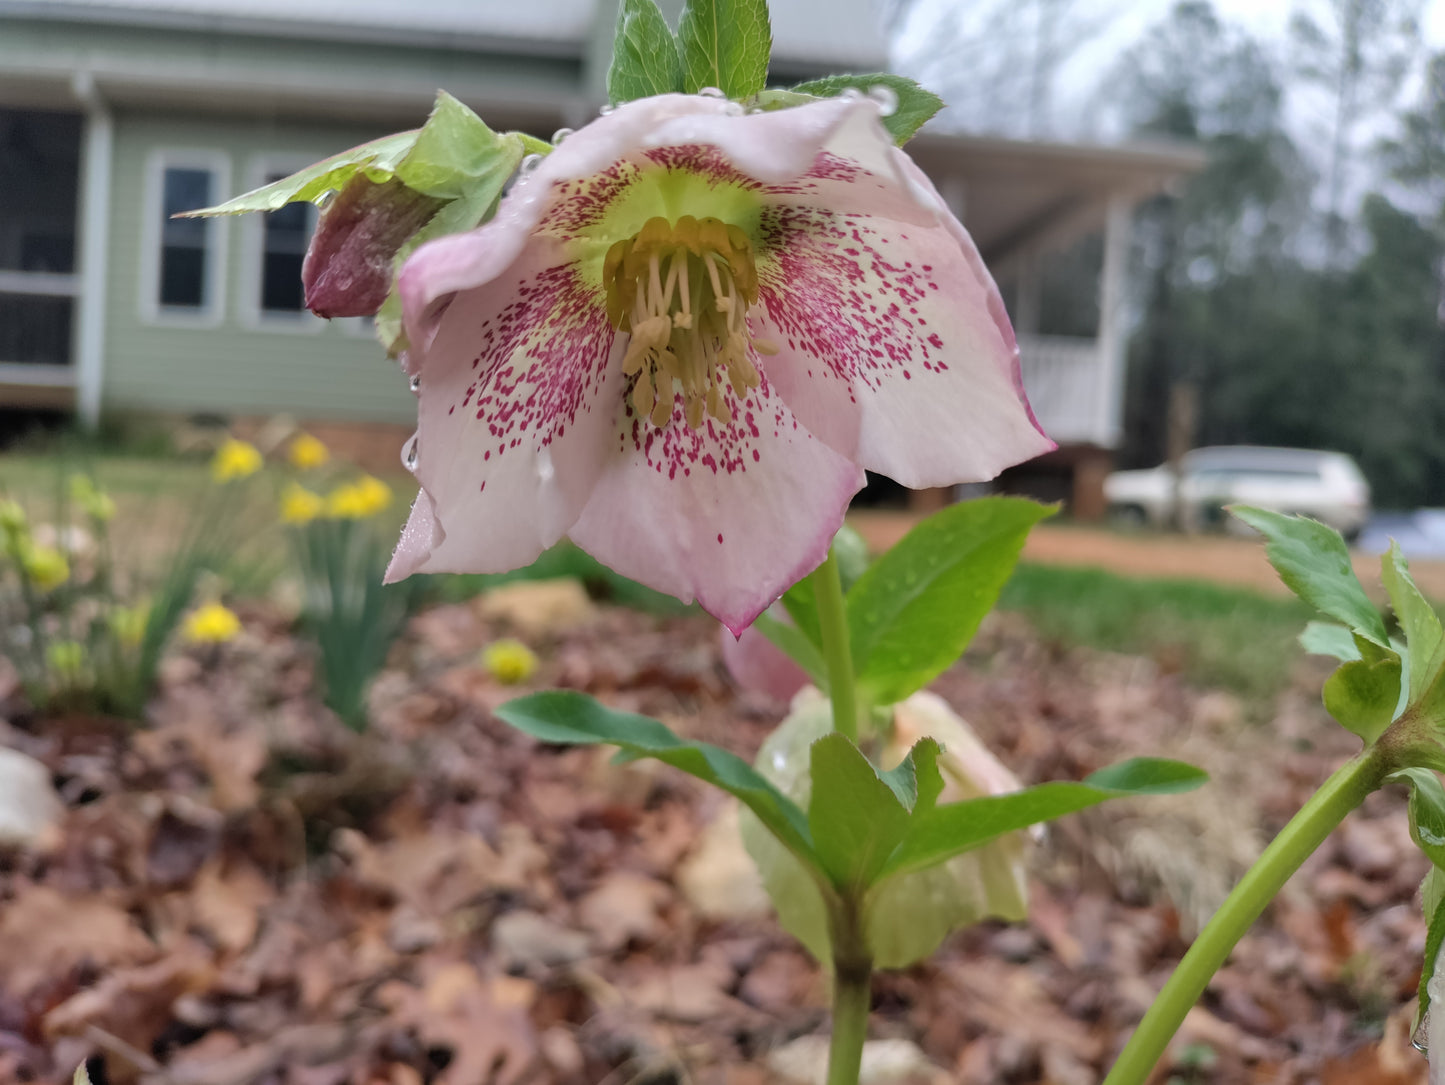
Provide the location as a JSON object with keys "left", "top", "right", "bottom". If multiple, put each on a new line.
{"left": 1418, "top": 867, "right": 1445, "bottom": 1030}
{"left": 1323, "top": 638, "right": 1402, "bottom": 744}
{"left": 1299, "top": 620, "right": 1363, "bottom": 661}
{"left": 1394, "top": 768, "right": 1445, "bottom": 868}
{"left": 189, "top": 92, "right": 519, "bottom": 216}
{"left": 1230, "top": 507, "right": 1388, "bottom": 647}
{"left": 788, "top": 74, "right": 945, "bottom": 144}
{"left": 880, "top": 758, "right": 1208, "bottom": 880}
{"left": 608, "top": 0, "right": 684, "bottom": 104}
{"left": 1384, "top": 543, "right": 1445, "bottom": 703}
{"left": 496, "top": 691, "right": 818, "bottom": 865}
{"left": 808, "top": 733, "right": 911, "bottom": 889}
{"left": 677, "top": 0, "right": 771, "bottom": 99}
{"left": 848, "top": 498, "right": 1055, "bottom": 705}
{"left": 751, "top": 611, "right": 827, "bottom": 688}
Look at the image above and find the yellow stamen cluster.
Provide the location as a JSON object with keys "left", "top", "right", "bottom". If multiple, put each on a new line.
{"left": 603, "top": 215, "right": 775, "bottom": 429}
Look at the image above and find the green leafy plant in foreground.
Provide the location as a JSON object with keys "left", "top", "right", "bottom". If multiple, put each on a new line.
{"left": 498, "top": 496, "right": 1206, "bottom": 1085}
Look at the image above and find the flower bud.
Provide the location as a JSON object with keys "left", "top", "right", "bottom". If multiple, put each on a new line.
{"left": 302, "top": 175, "right": 444, "bottom": 318}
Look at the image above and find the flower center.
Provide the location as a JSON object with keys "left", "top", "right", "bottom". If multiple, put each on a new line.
{"left": 603, "top": 215, "right": 775, "bottom": 429}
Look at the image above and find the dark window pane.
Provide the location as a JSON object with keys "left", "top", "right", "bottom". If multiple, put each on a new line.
{"left": 159, "top": 167, "right": 213, "bottom": 309}
{"left": 0, "top": 109, "right": 81, "bottom": 274}
{"left": 0, "top": 294, "right": 72, "bottom": 365}
{"left": 260, "top": 176, "right": 311, "bottom": 313}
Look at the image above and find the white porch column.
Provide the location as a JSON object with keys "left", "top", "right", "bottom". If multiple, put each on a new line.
{"left": 72, "top": 72, "right": 112, "bottom": 430}
{"left": 1094, "top": 192, "right": 1131, "bottom": 449}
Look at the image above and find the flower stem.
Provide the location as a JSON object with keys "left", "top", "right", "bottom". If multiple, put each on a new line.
{"left": 1103, "top": 749, "right": 1387, "bottom": 1085}
{"left": 828, "top": 956, "right": 872, "bottom": 1085}
{"left": 813, "top": 549, "right": 858, "bottom": 743}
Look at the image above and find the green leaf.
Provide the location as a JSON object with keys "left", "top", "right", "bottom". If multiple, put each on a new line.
{"left": 608, "top": 0, "right": 684, "bottom": 104}
{"left": 1384, "top": 543, "right": 1444, "bottom": 703}
{"left": 1299, "top": 620, "right": 1363, "bottom": 661}
{"left": 787, "top": 74, "right": 945, "bottom": 144}
{"left": 847, "top": 498, "right": 1055, "bottom": 705}
{"left": 188, "top": 92, "right": 520, "bottom": 216}
{"left": 676, "top": 0, "right": 772, "bottom": 99}
{"left": 751, "top": 611, "right": 827, "bottom": 688}
{"left": 808, "top": 733, "right": 912, "bottom": 889}
{"left": 1394, "top": 768, "right": 1445, "bottom": 869}
{"left": 881, "top": 758, "right": 1208, "bottom": 880}
{"left": 1418, "top": 866, "right": 1445, "bottom": 1029}
{"left": 780, "top": 576, "right": 823, "bottom": 650}
{"left": 1322, "top": 636, "right": 1402, "bottom": 744}
{"left": 1230, "top": 506, "right": 1388, "bottom": 647}
{"left": 497, "top": 691, "right": 817, "bottom": 863}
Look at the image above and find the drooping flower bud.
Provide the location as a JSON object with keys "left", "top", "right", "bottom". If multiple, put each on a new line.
{"left": 303, "top": 175, "right": 444, "bottom": 318}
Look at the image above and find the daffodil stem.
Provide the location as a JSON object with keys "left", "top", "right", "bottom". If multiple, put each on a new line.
{"left": 813, "top": 549, "right": 858, "bottom": 743}
{"left": 1103, "top": 749, "right": 1386, "bottom": 1085}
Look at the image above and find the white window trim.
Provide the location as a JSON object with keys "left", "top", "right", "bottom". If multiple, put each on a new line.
{"left": 240, "top": 153, "right": 324, "bottom": 334}
{"left": 139, "top": 148, "right": 230, "bottom": 328}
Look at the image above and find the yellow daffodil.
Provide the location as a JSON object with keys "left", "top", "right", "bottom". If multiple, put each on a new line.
{"left": 0, "top": 498, "right": 26, "bottom": 539}
{"left": 481, "top": 639, "right": 539, "bottom": 684}
{"left": 287, "top": 432, "right": 330, "bottom": 470}
{"left": 280, "top": 483, "right": 326, "bottom": 524}
{"left": 70, "top": 475, "right": 116, "bottom": 522}
{"left": 326, "top": 475, "right": 392, "bottom": 519}
{"left": 211, "top": 438, "right": 263, "bottom": 483}
{"left": 46, "top": 640, "right": 86, "bottom": 681}
{"left": 19, "top": 543, "right": 69, "bottom": 592}
{"left": 108, "top": 603, "right": 149, "bottom": 648}
{"left": 183, "top": 602, "right": 242, "bottom": 644}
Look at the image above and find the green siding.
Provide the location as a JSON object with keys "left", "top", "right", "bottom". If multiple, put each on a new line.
{"left": 104, "top": 111, "right": 418, "bottom": 423}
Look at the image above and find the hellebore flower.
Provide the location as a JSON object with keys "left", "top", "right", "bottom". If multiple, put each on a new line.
{"left": 388, "top": 93, "right": 1053, "bottom": 631}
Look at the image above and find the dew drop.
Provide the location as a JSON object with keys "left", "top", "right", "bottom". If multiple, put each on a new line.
{"left": 599, "top": 103, "right": 616, "bottom": 116}
{"left": 839, "top": 87, "right": 864, "bottom": 102}
{"left": 402, "top": 436, "right": 419, "bottom": 470}
{"left": 722, "top": 101, "right": 745, "bottom": 117}
{"left": 517, "top": 154, "right": 543, "bottom": 178}
{"left": 698, "top": 86, "right": 726, "bottom": 99}
{"left": 551, "top": 127, "right": 574, "bottom": 145}
{"left": 868, "top": 83, "right": 899, "bottom": 116}
{"left": 409, "top": 374, "right": 421, "bottom": 395}
{"left": 1415, "top": 1011, "right": 1431, "bottom": 1053}
{"left": 747, "top": 106, "right": 764, "bottom": 115}
{"left": 771, "top": 750, "right": 788, "bottom": 771}
{"left": 315, "top": 188, "right": 338, "bottom": 210}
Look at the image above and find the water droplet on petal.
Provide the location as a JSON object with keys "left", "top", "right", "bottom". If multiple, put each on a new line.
{"left": 551, "top": 127, "right": 574, "bottom": 145}
{"left": 517, "top": 154, "right": 543, "bottom": 179}
{"left": 402, "top": 436, "right": 419, "bottom": 470}
{"left": 747, "top": 106, "right": 764, "bottom": 115}
{"left": 599, "top": 103, "right": 616, "bottom": 116}
{"left": 839, "top": 87, "right": 864, "bottom": 102}
{"left": 1414, "top": 1011, "right": 1430, "bottom": 1053}
{"left": 722, "top": 101, "right": 745, "bottom": 117}
{"left": 868, "top": 84, "right": 899, "bottom": 116}
{"left": 772, "top": 750, "right": 788, "bottom": 771}
{"left": 315, "top": 188, "right": 338, "bottom": 210}
{"left": 698, "top": 86, "right": 726, "bottom": 99}
{"left": 409, "top": 374, "right": 421, "bottom": 395}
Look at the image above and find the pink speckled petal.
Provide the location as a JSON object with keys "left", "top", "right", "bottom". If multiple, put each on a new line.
{"left": 569, "top": 375, "right": 865, "bottom": 635}
{"left": 393, "top": 244, "right": 623, "bottom": 578}
{"left": 384, "top": 487, "right": 443, "bottom": 583}
{"left": 752, "top": 184, "right": 1053, "bottom": 488}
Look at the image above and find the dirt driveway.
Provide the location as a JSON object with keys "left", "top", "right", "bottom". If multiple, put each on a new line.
{"left": 848, "top": 510, "right": 1445, "bottom": 602}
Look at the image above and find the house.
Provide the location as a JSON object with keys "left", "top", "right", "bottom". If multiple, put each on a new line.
{"left": 0, "top": 0, "right": 1200, "bottom": 512}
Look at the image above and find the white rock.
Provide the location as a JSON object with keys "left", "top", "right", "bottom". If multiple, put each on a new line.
{"left": 768, "top": 1036, "right": 945, "bottom": 1085}
{"left": 0, "top": 748, "right": 63, "bottom": 849}
{"left": 677, "top": 801, "right": 772, "bottom": 921}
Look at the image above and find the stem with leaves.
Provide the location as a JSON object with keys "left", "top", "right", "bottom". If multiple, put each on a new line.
{"left": 814, "top": 549, "right": 859, "bottom": 744}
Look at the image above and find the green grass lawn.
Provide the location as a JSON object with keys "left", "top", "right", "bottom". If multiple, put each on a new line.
{"left": 996, "top": 563, "right": 1316, "bottom": 698}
